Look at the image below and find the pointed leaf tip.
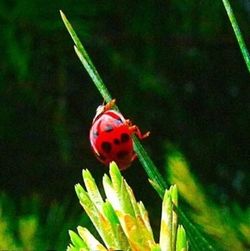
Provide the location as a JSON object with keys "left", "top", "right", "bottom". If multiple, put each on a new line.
{"left": 69, "top": 230, "right": 86, "bottom": 248}
{"left": 59, "top": 10, "right": 67, "bottom": 22}
{"left": 103, "top": 173, "right": 112, "bottom": 186}
{"left": 75, "top": 184, "right": 86, "bottom": 200}
{"left": 170, "top": 184, "right": 178, "bottom": 206}
{"left": 176, "top": 225, "right": 188, "bottom": 251}
{"left": 82, "top": 169, "right": 91, "bottom": 180}
{"left": 109, "top": 161, "right": 122, "bottom": 179}
{"left": 149, "top": 178, "right": 165, "bottom": 197}
{"left": 110, "top": 161, "right": 119, "bottom": 171}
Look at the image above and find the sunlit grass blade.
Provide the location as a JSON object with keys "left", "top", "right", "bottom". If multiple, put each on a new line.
{"left": 159, "top": 190, "right": 172, "bottom": 251}
{"left": 60, "top": 10, "right": 216, "bottom": 251}
{"left": 68, "top": 230, "right": 88, "bottom": 249}
{"left": 176, "top": 225, "right": 188, "bottom": 251}
{"left": 221, "top": 0, "right": 250, "bottom": 72}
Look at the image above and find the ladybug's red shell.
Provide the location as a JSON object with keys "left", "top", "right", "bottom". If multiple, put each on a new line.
{"left": 89, "top": 110, "right": 134, "bottom": 170}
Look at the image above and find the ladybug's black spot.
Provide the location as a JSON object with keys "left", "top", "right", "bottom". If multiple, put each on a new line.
{"left": 117, "top": 150, "right": 129, "bottom": 159}
{"left": 104, "top": 124, "right": 113, "bottom": 132}
{"left": 101, "top": 142, "right": 112, "bottom": 153}
{"left": 121, "top": 133, "right": 129, "bottom": 143}
{"left": 114, "top": 138, "right": 120, "bottom": 145}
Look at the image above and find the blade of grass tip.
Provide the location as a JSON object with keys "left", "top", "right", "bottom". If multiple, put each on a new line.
{"left": 60, "top": 10, "right": 93, "bottom": 67}
{"left": 61, "top": 12, "right": 216, "bottom": 251}
{"left": 60, "top": 10, "right": 113, "bottom": 103}
{"left": 221, "top": 0, "right": 250, "bottom": 72}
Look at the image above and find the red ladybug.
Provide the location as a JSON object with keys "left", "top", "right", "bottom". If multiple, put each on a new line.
{"left": 89, "top": 99, "right": 149, "bottom": 170}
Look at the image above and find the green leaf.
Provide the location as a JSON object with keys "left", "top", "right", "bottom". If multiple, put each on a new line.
{"left": 77, "top": 226, "right": 107, "bottom": 251}
{"left": 68, "top": 230, "right": 88, "bottom": 249}
{"left": 170, "top": 185, "right": 178, "bottom": 251}
{"left": 109, "top": 162, "right": 123, "bottom": 193}
{"left": 159, "top": 190, "right": 172, "bottom": 251}
{"left": 102, "top": 201, "right": 119, "bottom": 226}
{"left": 102, "top": 201, "right": 130, "bottom": 250}
{"left": 176, "top": 225, "right": 188, "bottom": 251}
{"left": 82, "top": 169, "right": 104, "bottom": 211}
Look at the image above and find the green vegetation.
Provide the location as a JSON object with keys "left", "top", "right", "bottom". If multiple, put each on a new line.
{"left": 166, "top": 146, "right": 250, "bottom": 250}
{"left": 0, "top": 194, "right": 90, "bottom": 250}
{"left": 68, "top": 162, "right": 188, "bottom": 251}
{"left": 0, "top": 0, "right": 249, "bottom": 250}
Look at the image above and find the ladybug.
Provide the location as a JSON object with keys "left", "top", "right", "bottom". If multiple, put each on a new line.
{"left": 89, "top": 99, "right": 150, "bottom": 170}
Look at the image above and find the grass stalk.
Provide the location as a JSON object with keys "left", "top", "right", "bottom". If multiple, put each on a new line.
{"left": 221, "top": 0, "right": 250, "bottom": 72}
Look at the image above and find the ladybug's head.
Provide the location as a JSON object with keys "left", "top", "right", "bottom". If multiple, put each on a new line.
{"left": 92, "top": 104, "right": 105, "bottom": 123}
{"left": 96, "top": 104, "right": 105, "bottom": 115}
{"left": 92, "top": 99, "right": 116, "bottom": 123}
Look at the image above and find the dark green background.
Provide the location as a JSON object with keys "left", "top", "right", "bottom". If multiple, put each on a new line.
{"left": 1, "top": 0, "right": 249, "bottom": 210}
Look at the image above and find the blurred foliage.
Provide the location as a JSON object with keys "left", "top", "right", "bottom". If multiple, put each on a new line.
{"left": 166, "top": 146, "right": 250, "bottom": 251}
{"left": 0, "top": 193, "right": 91, "bottom": 250}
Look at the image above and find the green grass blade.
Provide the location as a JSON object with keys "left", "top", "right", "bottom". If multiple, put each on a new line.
{"left": 60, "top": 10, "right": 216, "bottom": 251}
{"left": 60, "top": 10, "right": 113, "bottom": 102}
{"left": 221, "top": 0, "right": 250, "bottom": 72}
{"left": 133, "top": 136, "right": 166, "bottom": 197}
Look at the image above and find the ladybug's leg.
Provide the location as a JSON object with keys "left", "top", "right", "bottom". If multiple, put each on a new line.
{"left": 125, "top": 119, "right": 132, "bottom": 126}
{"left": 103, "top": 99, "right": 116, "bottom": 112}
{"left": 129, "top": 125, "right": 150, "bottom": 140}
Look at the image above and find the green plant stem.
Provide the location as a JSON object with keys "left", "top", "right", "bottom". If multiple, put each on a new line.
{"left": 221, "top": 0, "right": 250, "bottom": 73}
{"left": 132, "top": 136, "right": 166, "bottom": 197}
{"left": 60, "top": 11, "right": 113, "bottom": 103}
{"left": 60, "top": 10, "right": 215, "bottom": 251}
